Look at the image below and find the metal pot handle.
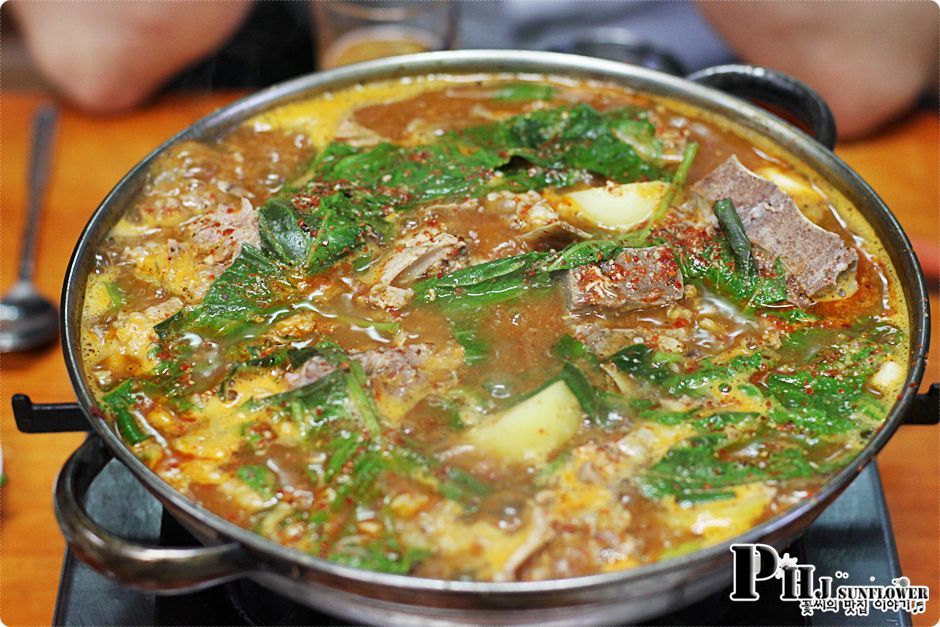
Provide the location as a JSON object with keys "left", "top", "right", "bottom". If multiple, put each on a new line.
{"left": 686, "top": 64, "right": 837, "bottom": 150}
{"left": 55, "top": 436, "right": 251, "bottom": 593}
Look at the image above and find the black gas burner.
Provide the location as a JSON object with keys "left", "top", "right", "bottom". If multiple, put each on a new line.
{"left": 53, "top": 459, "right": 912, "bottom": 626}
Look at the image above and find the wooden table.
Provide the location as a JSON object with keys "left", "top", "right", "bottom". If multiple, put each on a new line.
{"left": 1, "top": 93, "right": 937, "bottom": 625}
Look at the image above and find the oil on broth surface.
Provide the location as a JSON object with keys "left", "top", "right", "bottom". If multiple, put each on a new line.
{"left": 80, "top": 75, "right": 909, "bottom": 581}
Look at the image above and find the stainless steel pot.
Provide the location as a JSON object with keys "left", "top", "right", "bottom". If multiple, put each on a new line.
{"left": 14, "top": 50, "right": 936, "bottom": 625}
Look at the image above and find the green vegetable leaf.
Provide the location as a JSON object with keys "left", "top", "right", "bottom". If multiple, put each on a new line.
{"left": 285, "top": 103, "right": 667, "bottom": 275}
{"left": 305, "top": 189, "right": 392, "bottom": 273}
{"left": 330, "top": 543, "right": 430, "bottom": 575}
{"left": 312, "top": 141, "right": 502, "bottom": 208}
{"left": 415, "top": 239, "right": 625, "bottom": 310}
{"left": 491, "top": 83, "right": 557, "bottom": 102}
{"left": 767, "top": 319, "right": 894, "bottom": 436}
{"left": 542, "top": 239, "right": 621, "bottom": 272}
{"left": 448, "top": 317, "right": 489, "bottom": 365}
{"left": 647, "top": 141, "right": 699, "bottom": 230}
{"left": 155, "top": 244, "right": 295, "bottom": 341}
{"left": 767, "top": 308, "right": 820, "bottom": 324}
{"left": 351, "top": 253, "right": 373, "bottom": 273}
{"left": 246, "top": 340, "right": 384, "bottom": 436}
{"left": 427, "top": 252, "right": 550, "bottom": 289}
{"left": 258, "top": 198, "right": 312, "bottom": 266}
{"left": 104, "top": 281, "right": 125, "bottom": 312}
{"left": 766, "top": 371, "right": 868, "bottom": 435}
{"left": 552, "top": 334, "right": 599, "bottom": 366}
{"left": 471, "top": 105, "right": 658, "bottom": 179}
{"left": 679, "top": 243, "right": 788, "bottom": 309}
{"left": 248, "top": 369, "right": 350, "bottom": 440}
{"left": 243, "top": 345, "right": 323, "bottom": 370}
{"left": 609, "top": 344, "right": 679, "bottom": 387}
{"left": 346, "top": 360, "right": 382, "bottom": 435}
{"left": 640, "top": 432, "right": 823, "bottom": 503}
{"left": 237, "top": 464, "right": 277, "bottom": 499}
{"left": 666, "top": 353, "right": 764, "bottom": 398}
{"left": 610, "top": 344, "right": 764, "bottom": 398}
{"left": 696, "top": 411, "right": 760, "bottom": 432}
{"left": 414, "top": 251, "right": 553, "bottom": 310}
{"left": 636, "top": 406, "right": 696, "bottom": 426}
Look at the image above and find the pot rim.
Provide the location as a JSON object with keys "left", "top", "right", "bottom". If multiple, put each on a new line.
{"left": 60, "top": 49, "right": 929, "bottom": 595}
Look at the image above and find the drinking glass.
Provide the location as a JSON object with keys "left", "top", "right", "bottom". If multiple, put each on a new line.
{"left": 313, "top": 1, "right": 458, "bottom": 70}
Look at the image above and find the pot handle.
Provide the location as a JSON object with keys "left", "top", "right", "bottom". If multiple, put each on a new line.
{"left": 902, "top": 383, "right": 940, "bottom": 425}
{"left": 55, "top": 436, "right": 251, "bottom": 593}
{"left": 686, "top": 64, "right": 837, "bottom": 150}
{"left": 12, "top": 394, "right": 89, "bottom": 433}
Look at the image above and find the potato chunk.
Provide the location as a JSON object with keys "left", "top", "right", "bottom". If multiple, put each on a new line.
{"left": 562, "top": 181, "right": 668, "bottom": 232}
{"left": 468, "top": 380, "right": 582, "bottom": 464}
{"left": 870, "top": 360, "right": 904, "bottom": 395}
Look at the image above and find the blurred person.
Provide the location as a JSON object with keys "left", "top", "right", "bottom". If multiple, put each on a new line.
{"left": 699, "top": 1, "right": 937, "bottom": 139}
{"left": 10, "top": 1, "right": 254, "bottom": 112}
{"left": 9, "top": 0, "right": 937, "bottom": 138}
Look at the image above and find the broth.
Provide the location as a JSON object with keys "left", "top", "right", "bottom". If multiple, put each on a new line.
{"left": 80, "top": 75, "right": 909, "bottom": 581}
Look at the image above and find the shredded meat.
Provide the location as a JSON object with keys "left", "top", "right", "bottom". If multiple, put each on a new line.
{"left": 518, "top": 221, "right": 591, "bottom": 250}
{"left": 335, "top": 117, "right": 385, "bottom": 147}
{"left": 354, "top": 343, "right": 435, "bottom": 395}
{"left": 569, "top": 322, "right": 690, "bottom": 358}
{"left": 283, "top": 355, "right": 336, "bottom": 389}
{"left": 141, "top": 298, "right": 184, "bottom": 324}
{"left": 691, "top": 156, "right": 857, "bottom": 303}
{"left": 187, "top": 197, "right": 260, "bottom": 266}
{"left": 368, "top": 225, "right": 467, "bottom": 310}
{"left": 495, "top": 505, "right": 554, "bottom": 582}
{"left": 487, "top": 190, "right": 559, "bottom": 231}
{"left": 286, "top": 343, "right": 442, "bottom": 396}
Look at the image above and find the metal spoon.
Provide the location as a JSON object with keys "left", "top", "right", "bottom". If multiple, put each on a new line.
{"left": 0, "top": 104, "right": 60, "bottom": 353}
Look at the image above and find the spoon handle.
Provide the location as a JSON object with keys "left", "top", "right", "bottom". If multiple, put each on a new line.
{"left": 18, "top": 104, "right": 59, "bottom": 283}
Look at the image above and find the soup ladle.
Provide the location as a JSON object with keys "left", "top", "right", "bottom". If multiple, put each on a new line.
{"left": 0, "top": 104, "right": 60, "bottom": 353}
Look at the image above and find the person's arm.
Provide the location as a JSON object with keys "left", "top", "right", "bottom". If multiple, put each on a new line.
{"left": 698, "top": 1, "right": 937, "bottom": 139}
{"left": 13, "top": 1, "right": 251, "bottom": 113}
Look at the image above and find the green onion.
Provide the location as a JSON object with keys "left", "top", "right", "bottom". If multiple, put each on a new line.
{"left": 102, "top": 380, "right": 151, "bottom": 445}
{"left": 325, "top": 434, "right": 361, "bottom": 482}
{"left": 559, "top": 362, "right": 608, "bottom": 424}
{"left": 116, "top": 411, "right": 149, "bottom": 445}
{"left": 439, "top": 467, "right": 491, "bottom": 503}
{"left": 623, "top": 141, "right": 699, "bottom": 247}
{"left": 104, "top": 281, "right": 125, "bottom": 311}
{"left": 712, "top": 198, "right": 755, "bottom": 280}
{"left": 346, "top": 362, "right": 382, "bottom": 435}
{"left": 652, "top": 141, "right": 699, "bottom": 225}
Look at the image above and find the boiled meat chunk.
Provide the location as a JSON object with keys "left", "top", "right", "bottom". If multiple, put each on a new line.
{"left": 285, "top": 342, "right": 463, "bottom": 421}
{"left": 691, "top": 156, "right": 857, "bottom": 302}
{"left": 283, "top": 355, "right": 336, "bottom": 390}
{"left": 368, "top": 225, "right": 467, "bottom": 309}
{"left": 188, "top": 197, "right": 261, "bottom": 267}
{"left": 564, "top": 245, "right": 684, "bottom": 313}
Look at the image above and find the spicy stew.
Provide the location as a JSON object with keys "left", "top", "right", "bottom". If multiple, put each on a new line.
{"left": 80, "top": 75, "right": 909, "bottom": 581}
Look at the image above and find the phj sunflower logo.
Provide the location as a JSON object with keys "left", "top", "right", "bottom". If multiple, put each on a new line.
{"left": 730, "top": 544, "right": 929, "bottom": 617}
